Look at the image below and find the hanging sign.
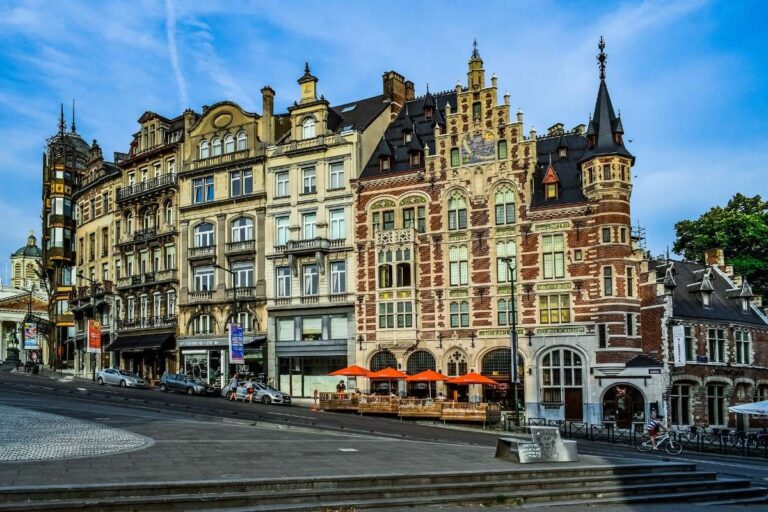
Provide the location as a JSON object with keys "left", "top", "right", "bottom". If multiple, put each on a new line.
{"left": 87, "top": 320, "right": 102, "bottom": 353}
{"left": 23, "top": 323, "right": 39, "bottom": 350}
{"left": 229, "top": 324, "right": 244, "bottom": 365}
{"left": 672, "top": 325, "right": 686, "bottom": 367}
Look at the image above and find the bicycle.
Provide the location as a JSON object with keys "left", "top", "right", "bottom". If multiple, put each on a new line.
{"left": 636, "top": 431, "right": 683, "bottom": 455}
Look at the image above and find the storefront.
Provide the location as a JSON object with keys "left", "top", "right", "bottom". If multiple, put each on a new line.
{"left": 177, "top": 336, "right": 229, "bottom": 389}
{"left": 602, "top": 384, "right": 646, "bottom": 428}
{"left": 109, "top": 333, "right": 175, "bottom": 382}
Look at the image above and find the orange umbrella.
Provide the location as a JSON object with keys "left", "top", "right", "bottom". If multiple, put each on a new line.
{"left": 368, "top": 367, "right": 408, "bottom": 379}
{"left": 446, "top": 372, "right": 499, "bottom": 386}
{"left": 405, "top": 369, "right": 448, "bottom": 398}
{"left": 328, "top": 365, "right": 371, "bottom": 377}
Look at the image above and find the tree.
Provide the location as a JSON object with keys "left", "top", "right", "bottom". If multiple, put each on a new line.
{"left": 673, "top": 193, "right": 768, "bottom": 302}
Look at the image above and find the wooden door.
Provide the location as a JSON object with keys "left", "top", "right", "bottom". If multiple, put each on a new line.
{"left": 564, "top": 388, "right": 583, "bottom": 421}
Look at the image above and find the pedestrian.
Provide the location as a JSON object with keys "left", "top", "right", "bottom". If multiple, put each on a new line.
{"left": 228, "top": 373, "right": 239, "bottom": 401}
{"left": 647, "top": 415, "right": 664, "bottom": 450}
{"left": 313, "top": 388, "right": 319, "bottom": 410}
{"left": 245, "top": 379, "right": 255, "bottom": 403}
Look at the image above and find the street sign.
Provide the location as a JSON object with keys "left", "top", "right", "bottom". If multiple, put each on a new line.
{"left": 229, "top": 324, "right": 244, "bottom": 364}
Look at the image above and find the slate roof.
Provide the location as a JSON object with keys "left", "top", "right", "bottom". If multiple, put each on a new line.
{"left": 329, "top": 94, "right": 390, "bottom": 133}
{"left": 531, "top": 133, "right": 590, "bottom": 208}
{"left": 650, "top": 259, "right": 768, "bottom": 327}
{"left": 361, "top": 91, "right": 456, "bottom": 178}
{"left": 579, "top": 79, "right": 634, "bottom": 163}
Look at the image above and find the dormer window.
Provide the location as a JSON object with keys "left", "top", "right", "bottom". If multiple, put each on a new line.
{"left": 404, "top": 131, "right": 412, "bottom": 144}
{"left": 424, "top": 106, "right": 433, "bottom": 120}
{"left": 410, "top": 152, "right": 421, "bottom": 167}
{"left": 742, "top": 298, "right": 749, "bottom": 312}
{"left": 558, "top": 146, "right": 567, "bottom": 159}
{"left": 545, "top": 183, "right": 558, "bottom": 200}
{"left": 380, "top": 156, "right": 391, "bottom": 172}
{"left": 702, "top": 292, "right": 711, "bottom": 307}
{"left": 302, "top": 117, "right": 316, "bottom": 139}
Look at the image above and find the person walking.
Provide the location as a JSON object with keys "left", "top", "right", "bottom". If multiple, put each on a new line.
{"left": 245, "top": 379, "right": 255, "bottom": 403}
{"left": 228, "top": 373, "right": 239, "bottom": 401}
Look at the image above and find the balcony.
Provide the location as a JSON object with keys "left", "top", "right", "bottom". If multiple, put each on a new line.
{"left": 225, "top": 240, "right": 255, "bottom": 255}
{"left": 273, "top": 238, "right": 331, "bottom": 256}
{"left": 270, "top": 133, "right": 345, "bottom": 157}
{"left": 189, "top": 290, "right": 215, "bottom": 303}
{"left": 116, "top": 270, "right": 178, "bottom": 290}
{"left": 118, "top": 225, "right": 177, "bottom": 248}
{"left": 69, "top": 281, "right": 114, "bottom": 301}
{"left": 117, "top": 173, "right": 177, "bottom": 202}
{"left": 375, "top": 228, "right": 416, "bottom": 246}
{"left": 226, "top": 287, "right": 258, "bottom": 300}
{"left": 116, "top": 315, "right": 178, "bottom": 332}
{"left": 133, "top": 228, "right": 158, "bottom": 244}
{"left": 184, "top": 149, "right": 254, "bottom": 172}
{"left": 188, "top": 245, "right": 216, "bottom": 260}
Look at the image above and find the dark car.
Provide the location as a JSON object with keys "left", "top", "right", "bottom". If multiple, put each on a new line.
{"left": 159, "top": 373, "right": 214, "bottom": 395}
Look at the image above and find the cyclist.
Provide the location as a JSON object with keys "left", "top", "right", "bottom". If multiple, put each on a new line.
{"left": 647, "top": 415, "right": 664, "bottom": 450}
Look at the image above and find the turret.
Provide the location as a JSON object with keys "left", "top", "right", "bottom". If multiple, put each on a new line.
{"left": 467, "top": 39, "right": 485, "bottom": 90}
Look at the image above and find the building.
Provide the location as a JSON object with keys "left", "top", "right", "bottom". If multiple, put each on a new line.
{"left": 641, "top": 248, "right": 768, "bottom": 429}
{"left": 354, "top": 39, "right": 653, "bottom": 424}
{"left": 10, "top": 231, "right": 44, "bottom": 291}
{"left": 110, "top": 111, "right": 185, "bottom": 382}
{"left": 68, "top": 140, "right": 121, "bottom": 378}
{"left": 176, "top": 90, "right": 280, "bottom": 388}
{"left": 41, "top": 107, "right": 90, "bottom": 370}
{"left": 264, "top": 65, "right": 394, "bottom": 396}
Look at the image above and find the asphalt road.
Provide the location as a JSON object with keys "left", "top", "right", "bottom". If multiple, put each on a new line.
{"left": 2, "top": 369, "right": 768, "bottom": 488}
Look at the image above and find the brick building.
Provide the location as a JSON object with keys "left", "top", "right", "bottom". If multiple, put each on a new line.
{"left": 640, "top": 249, "right": 768, "bottom": 429}
{"left": 353, "top": 39, "right": 656, "bottom": 424}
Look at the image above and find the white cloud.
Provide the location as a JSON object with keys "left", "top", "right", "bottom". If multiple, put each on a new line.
{"left": 165, "top": 0, "right": 189, "bottom": 110}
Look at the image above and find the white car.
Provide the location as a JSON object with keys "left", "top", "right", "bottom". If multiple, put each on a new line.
{"left": 96, "top": 368, "right": 146, "bottom": 388}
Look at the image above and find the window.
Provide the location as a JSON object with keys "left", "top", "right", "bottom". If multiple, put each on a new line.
{"left": 497, "top": 140, "right": 507, "bottom": 159}
{"left": 329, "top": 162, "right": 344, "bottom": 189}
{"left": 407, "top": 350, "right": 435, "bottom": 375}
{"left": 167, "top": 291, "right": 175, "bottom": 314}
{"left": 450, "top": 148, "right": 460, "bottom": 167}
{"left": 447, "top": 351, "right": 468, "bottom": 377}
{"left": 192, "top": 315, "right": 213, "bottom": 335}
{"left": 620, "top": 227, "right": 627, "bottom": 243}
{"left": 301, "top": 317, "right": 322, "bottom": 341}
{"left": 495, "top": 187, "right": 515, "bottom": 225}
{"left": 194, "top": 266, "right": 214, "bottom": 291}
{"left": 598, "top": 324, "right": 607, "bottom": 348}
{"left": 211, "top": 137, "right": 222, "bottom": 156}
{"left": 194, "top": 223, "right": 214, "bottom": 247}
{"left": 671, "top": 384, "right": 692, "bottom": 425}
{"left": 403, "top": 130, "right": 412, "bottom": 143}
{"left": 378, "top": 303, "right": 394, "bottom": 328}
{"left": 276, "top": 266, "right": 291, "bottom": 297}
{"left": 684, "top": 326, "right": 696, "bottom": 361}
{"left": 545, "top": 183, "right": 557, "bottom": 200}
{"left": 602, "top": 164, "right": 611, "bottom": 180}
{"left": 231, "top": 217, "right": 253, "bottom": 242}
{"left": 541, "top": 348, "right": 583, "bottom": 405}
{"left": 102, "top": 263, "right": 109, "bottom": 282}
{"left": 410, "top": 151, "right": 421, "bottom": 167}
{"left": 450, "top": 301, "right": 470, "bottom": 328}
{"left": 329, "top": 209, "right": 345, "bottom": 240}
{"left": 199, "top": 140, "right": 209, "bottom": 159}
{"left": 449, "top": 245, "right": 469, "bottom": 286}
{"left": 330, "top": 261, "right": 346, "bottom": 294}
{"left": 708, "top": 328, "right": 726, "bottom": 363}
{"left": 277, "top": 318, "right": 294, "bottom": 341}
{"left": 396, "top": 261, "right": 411, "bottom": 287}
{"left": 193, "top": 176, "right": 214, "bottom": 203}
{"left": 302, "top": 264, "right": 318, "bottom": 296}
{"left": 539, "top": 294, "right": 571, "bottom": 324}
{"left": 164, "top": 201, "right": 173, "bottom": 225}
{"left": 626, "top": 313, "right": 635, "bottom": 336}
{"left": 127, "top": 296, "right": 136, "bottom": 320}
{"left": 626, "top": 267, "right": 634, "bottom": 297}
{"left": 382, "top": 210, "right": 395, "bottom": 231}
{"left": 735, "top": 331, "right": 751, "bottom": 364}
{"left": 396, "top": 301, "right": 413, "bottom": 328}
{"left": 230, "top": 131, "right": 245, "bottom": 152}
{"left": 330, "top": 315, "right": 348, "bottom": 340}
{"left": 275, "top": 171, "right": 289, "bottom": 197}
{"left": 447, "top": 193, "right": 467, "bottom": 230}
{"left": 167, "top": 158, "right": 175, "bottom": 175}
{"left": 275, "top": 216, "right": 290, "bottom": 245}
{"left": 125, "top": 211, "right": 133, "bottom": 234}
{"left": 232, "top": 311, "right": 254, "bottom": 332}
{"left": 707, "top": 384, "right": 726, "bottom": 425}
{"left": 165, "top": 245, "right": 175, "bottom": 270}
{"left": 602, "top": 227, "right": 611, "bottom": 243}
{"left": 102, "top": 192, "right": 110, "bottom": 214}
{"left": 223, "top": 134, "right": 235, "bottom": 154}
{"left": 603, "top": 266, "right": 613, "bottom": 296}
{"left": 378, "top": 250, "right": 393, "bottom": 288}
{"left": 230, "top": 170, "right": 253, "bottom": 197}
{"left": 152, "top": 293, "right": 162, "bottom": 318}
{"left": 472, "top": 101, "right": 481, "bottom": 120}
{"left": 497, "top": 299, "right": 516, "bottom": 326}
{"left": 302, "top": 212, "right": 317, "bottom": 239}
{"left": 542, "top": 234, "right": 565, "bottom": 279}
{"left": 402, "top": 206, "right": 426, "bottom": 233}
{"left": 302, "top": 167, "right": 316, "bottom": 194}
{"left": 302, "top": 117, "right": 316, "bottom": 139}
{"left": 496, "top": 240, "right": 516, "bottom": 283}
{"left": 232, "top": 261, "right": 253, "bottom": 288}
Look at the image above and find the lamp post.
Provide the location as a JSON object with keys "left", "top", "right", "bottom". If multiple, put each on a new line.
{"left": 14, "top": 286, "right": 34, "bottom": 370}
{"left": 501, "top": 256, "right": 521, "bottom": 427}
{"left": 214, "top": 263, "right": 239, "bottom": 387}
{"left": 77, "top": 273, "right": 98, "bottom": 381}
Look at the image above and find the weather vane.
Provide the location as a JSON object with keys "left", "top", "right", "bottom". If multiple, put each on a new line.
{"left": 597, "top": 36, "right": 607, "bottom": 80}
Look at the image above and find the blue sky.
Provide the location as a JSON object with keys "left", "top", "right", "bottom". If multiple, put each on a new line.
{"left": 0, "top": 0, "right": 765, "bottom": 283}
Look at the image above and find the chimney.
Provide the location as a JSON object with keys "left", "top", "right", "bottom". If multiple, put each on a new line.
{"left": 183, "top": 108, "right": 195, "bottom": 134}
{"left": 703, "top": 248, "right": 728, "bottom": 275}
{"left": 404, "top": 80, "right": 415, "bottom": 101}
{"left": 261, "top": 86, "right": 275, "bottom": 144}
{"left": 382, "top": 71, "right": 408, "bottom": 119}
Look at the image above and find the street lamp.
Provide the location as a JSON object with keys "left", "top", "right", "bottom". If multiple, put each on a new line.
{"left": 77, "top": 273, "right": 98, "bottom": 381}
{"left": 12, "top": 286, "right": 33, "bottom": 368}
{"left": 214, "top": 263, "right": 239, "bottom": 387}
{"left": 501, "top": 256, "right": 521, "bottom": 427}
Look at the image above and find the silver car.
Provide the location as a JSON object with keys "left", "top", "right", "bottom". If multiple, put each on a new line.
{"left": 96, "top": 368, "right": 146, "bottom": 388}
{"left": 252, "top": 382, "right": 291, "bottom": 405}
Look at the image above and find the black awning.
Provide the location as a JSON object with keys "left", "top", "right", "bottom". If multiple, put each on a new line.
{"left": 243, "top": 334, "right": 267, "bottom": 346}
{"left": 108, "top": 333, "right": 174, "bottom": 352}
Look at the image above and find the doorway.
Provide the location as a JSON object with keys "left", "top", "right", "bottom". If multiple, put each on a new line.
{"left": 602, "top": 384, "right": 645, "bottom": 428}
{"left": 564, "top": 389, "right": 583, "bottom": 421}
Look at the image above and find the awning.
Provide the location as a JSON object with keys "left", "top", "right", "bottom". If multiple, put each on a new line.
{"left": 244, "top": 334, "right": 267, "bottom": 346}
{"left": 108, "top": 333, "right": 174, "bottom": 352}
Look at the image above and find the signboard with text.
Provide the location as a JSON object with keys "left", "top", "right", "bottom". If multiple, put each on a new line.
{"left": 229, "top": 324, "right": 244, "bottom": 365}
{"left": 87, "top": 320, "right": 102, "bottom": 354}
{"left": 23, "top": 323, "right": 39, "bottom": 350}
{"left": 672, "top": 325, "right": 686, "bottom": 367}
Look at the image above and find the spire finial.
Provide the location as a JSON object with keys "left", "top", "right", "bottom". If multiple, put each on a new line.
{"left": 471, "top": 38, "right": 480, "bottom": 59}
{"left": 58, "top": 103, "right": 65, "bottom": 134}
{"left": 304, "top": 62, "right": 310, "bottom": 74}
{"left": 426, "top": 82, "right": 429, "bottom": 93}
{"left": 597, "top": 36, "right": 607, "bottom": 80}
{"left": 71, "top": 99, "right": 76, "bottom": 133}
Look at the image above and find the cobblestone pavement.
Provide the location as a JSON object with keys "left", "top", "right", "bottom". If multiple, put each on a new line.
{"left": 0, "top": 404, "right": 151, "bottom": 462}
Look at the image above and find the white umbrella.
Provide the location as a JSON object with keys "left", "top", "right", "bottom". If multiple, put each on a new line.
{"left": 728, "top": 400, "right": 768, "bottom": 416}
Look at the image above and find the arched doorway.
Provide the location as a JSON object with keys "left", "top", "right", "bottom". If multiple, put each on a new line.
{"left": 602, "top": 384, "right": 645, "bottom": 428}
{"left": 481, "top": 348, "right": 524, "bottom": 408}
{"left": 540, "top": 348, "right": 584, "bottom": 421}
{"left": 406, "top": 350, "right": 436, "bottom": 398}
{"left": 369, "top": 350, "right": 397, "bottom": 395}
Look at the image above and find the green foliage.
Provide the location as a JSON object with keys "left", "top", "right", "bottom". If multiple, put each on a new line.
{"left": 673, "top": 193, "right": 768, "bottom": 300}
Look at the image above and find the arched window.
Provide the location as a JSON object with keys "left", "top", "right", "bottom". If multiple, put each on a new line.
{"left": 370, "top": 350, "right": 397, "bottom": 372}
{"left": 166, "top": 290, "right": 176, "bottom": 316}
{"left": 124, "top": 211, "right": 133, "bottom": 234}
{"left": 447, "top": 350, "right": 468, "bottom": 377}
{"left": 211, "top": 137, "right": 222, "bottom": 157}
{"left": 142, "top": 209, "right": 154, "bottom": 230}
{"left": 164, "top": 200, "right": 173, "bottom": 225}
{"left": 199, "top": 140, "right": 209, "bottom": 159}
{"left": 194, "top": 222, "right": 215, "bottom": 247}
{"left": 152, "top": 292, "right": 162, "bottom": 319}
{"left": 223, "top": 134, "right": 235, "bottom": 154}
{"left": 229, "top": 311, "right": 254, "bottom": 332}
{"left": 302, "top": 117, "right": 316, "bottom": 139}
{"left": 447, "top": 193, "right": 467, "bottom": 230}
{"left": 236, "top": 130, "right": 247, "bottom": 151}
{"left": 190, "top": 314, "right": 214, "bottom": 335}
{"left": 139, "top": 294, "right": 148, "bottom": 321}
{"left": 407, "top": 350, "right": 436, "bottom": 374}
{"left": 494, "top": 186, "right": 515, "bottom": 225}
{"left": 231, "top": 217, "right": 253, "bottom": 242}
{"left": 541, "top": 348, "right": 583, "bottom": 408}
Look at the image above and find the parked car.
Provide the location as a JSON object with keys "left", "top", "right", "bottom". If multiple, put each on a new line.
{"left": 159, "top": 373, "right": 215, "bottom": 395}
{"left": 252, "top": 382, "right": 291, "bottom": 405}
{"left": 96, "top": 368, "right": 146, "bottom": 388}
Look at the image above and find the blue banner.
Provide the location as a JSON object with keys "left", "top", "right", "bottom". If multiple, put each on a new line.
{"left": 229, "top": 324, "right": 244, "bottom": 364}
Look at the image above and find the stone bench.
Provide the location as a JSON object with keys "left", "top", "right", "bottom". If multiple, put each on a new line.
{"left": 495, "top": 426, "right": 578, "bottom": 463}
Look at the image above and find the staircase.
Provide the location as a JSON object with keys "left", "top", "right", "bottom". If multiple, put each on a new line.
{"left": 0, "top": 463, "right": 764, "bottom": 511}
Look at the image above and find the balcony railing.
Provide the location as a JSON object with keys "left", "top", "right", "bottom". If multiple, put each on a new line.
{"left": 188, "top": 245, "right": 216, "bottom": 258}
{"left": 271, "top": 133, "right": 345, "bottom": 156}
{"left": 156, "top": 269, "right": 178, "bottom": 282}
{"left": 185, "top": 149, "right": 253, "bottom": 172}
{"left": 116, "top": 315, "right": 178, "bottom": 331}
{"left": 225, "top": 240, "right": 255, "bottom": 254}
{"left": 301, "top": 296, "right": 319, "bottom": 305}
{"left": 226, "top": 287, "right": 257, "bottom": 300}
{"left": 271, "top": 294, "right": 352, "bottom": 307}
{"left": 116, "top": 270, "right": 178, "bottom": 290}
{"left": 375, "top": 228, "right": 416, "bottom": 246}
{"left": 133, "top": 228, "right": 157, "bottom": 243}
{"left": 69, "top": 281, "right": 114, "bottom": 301}
{"left": 273, "top": 238, "right": 331, "bottom": 255}
{"left": 189, "top": 290, "right": 214, "bottom": 302}
{"left": 117, "top": 173, "right": 177, "bottom": 202}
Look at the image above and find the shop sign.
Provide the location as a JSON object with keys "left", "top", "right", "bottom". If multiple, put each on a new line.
{"left": 536, "top": 282, "right": 571, "bottom": 291}
{"left": 671, "top": 325, "right": 686, "bottom": 368}
{"left": 533, "top": 221, "right": 570, "bottom": 232}
{"left": 534, "top": 326, "right": 587, "bottom": 336}
{"left": 229, "top": 324, "right": 245, "bottom": 365}
{"left": 87, "top": 320, "right": 101, "bottom": 353}
{"left": 478, "top": 328, "right": 523, "bottom": 337}
{"left": 23, "top": 323, "right": 39, "bottom": 350}
{"left": 448, "top": 289, "right": 469, "bottom": 298}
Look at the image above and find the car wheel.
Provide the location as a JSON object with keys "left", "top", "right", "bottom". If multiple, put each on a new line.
{"left": 159, "top": 384, "right": 167, "bottom": 392}
{"left": 187, "top": 387, "right": 195, "bottom": 395}
{"left": 97, "top": 377, "right": 104, "bottom": 385}
{"left": 262, "top": 395, "right": 272, "bottom": 405}
{"left": 119, "top": 380, "right": 127, "bottom": 388}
